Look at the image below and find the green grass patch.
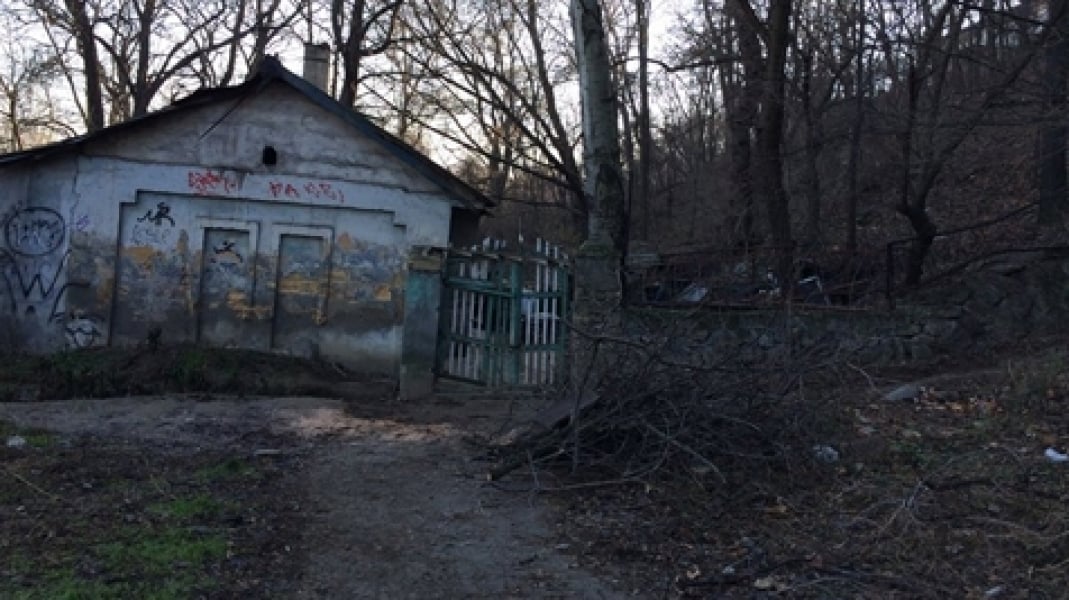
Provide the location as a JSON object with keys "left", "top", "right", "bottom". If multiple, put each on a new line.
{"left": 96, "top": 526, "right": 227, "bottom": 578}
{"left": 148, "top": 493, "right": 224, "bottom": 520}
{"left": 10, "top": 568, "right": 200, "bottom": 600}
{"left": 196, "top": 457, "right": 257, "bottom": 482}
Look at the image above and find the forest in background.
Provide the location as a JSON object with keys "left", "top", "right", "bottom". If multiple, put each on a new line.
{"left": 1, "top": 0, "right": 1067, "bottom": 291}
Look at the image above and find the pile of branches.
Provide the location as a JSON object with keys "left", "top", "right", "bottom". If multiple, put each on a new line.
{"left": 489, "top": 312, "right": 850, "bottom": 490}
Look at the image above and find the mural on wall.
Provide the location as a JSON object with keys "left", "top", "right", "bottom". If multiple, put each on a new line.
{"left": 199, "top": 228, "right": 253, "bottom": 347}
{"left": 272, "top": 234, "right": 329, "bottom": 353}
{"left": 333, "top": 232, "right": 405, "bottom": 304}
{"left": 0, "top": 206, "right": 102, "bottom": 348}
{"left": 113, "top": 196, "right": 195, "bottom": 344}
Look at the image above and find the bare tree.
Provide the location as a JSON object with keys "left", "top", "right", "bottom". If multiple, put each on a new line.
{"left": 0, "top": 18, "right": 72, "bottom": 150}
{"left": 20, "top": 0, "right": 299, "bottom": 129}
{"left": 573, "top": 0, "right": 626, "bottom": 252}
{"left": 329, "top": 0, "right": 405, "bottom": 107}
{"left": 397, "top": 0, "right": 589, "bottom": 234}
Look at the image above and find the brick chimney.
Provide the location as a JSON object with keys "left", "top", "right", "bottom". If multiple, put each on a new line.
{"left": 303, "top": 43, "right": 330, "bottom": 91}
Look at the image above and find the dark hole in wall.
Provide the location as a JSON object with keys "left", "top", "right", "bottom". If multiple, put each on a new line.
{"left": 262, "top": 146, "right": 278, "bottom": 166}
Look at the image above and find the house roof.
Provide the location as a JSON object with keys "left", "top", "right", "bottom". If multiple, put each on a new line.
{"left": 0, "top": 56, "right": 492, "bottom": 212}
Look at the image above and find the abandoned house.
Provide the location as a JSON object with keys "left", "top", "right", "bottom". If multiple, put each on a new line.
{"left": 0, "top": 55, "right": 490, "bottom": 396}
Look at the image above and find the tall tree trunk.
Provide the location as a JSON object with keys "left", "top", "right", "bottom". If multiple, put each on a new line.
{"left": 759, "top": 0, "right": 794, "bottom": 288}
{"left": 722, "top": 4, "right": 761, "bottom": 247}
{"left": 846, "top": 7, "right": 865, "bottom": 256}
{"left": 337, "top": 0, "right": 367, "bottom": 107}
{"left": 636, "top": 0, "right": 651, "bottom": 242}
{"left": 1039, "top": 0, "right": 1069, "bottom": 226}
{"left": 898, "top": 58, "right": 939, "bottom": 286}
{"left": 572, "top": 0, "right": 626, "bottom": 255}
{"left": 799, "top": 53, "right": 822, "bottom": 246}
{"left": 65, "top": 0, "right": 104, "bottom": 131}
{"left": 132, "top": 0, "right": 156, "bottom": 118}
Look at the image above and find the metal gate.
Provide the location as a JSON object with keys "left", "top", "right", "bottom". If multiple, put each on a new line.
{"left": 437, "top": 238, "right": 570, "bottom": 387}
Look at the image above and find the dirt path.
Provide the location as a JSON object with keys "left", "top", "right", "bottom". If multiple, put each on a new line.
{"left": 0, "top": 394, "right": 619, "bottom": 599}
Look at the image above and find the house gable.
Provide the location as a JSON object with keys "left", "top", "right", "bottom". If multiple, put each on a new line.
{"left": 82, "top": 82, "right": 451, "bottom": 201}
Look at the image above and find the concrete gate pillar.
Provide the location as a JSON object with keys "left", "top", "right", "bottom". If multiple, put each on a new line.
{"left": 399, "top": 248, "right": 443, "bottom": 400}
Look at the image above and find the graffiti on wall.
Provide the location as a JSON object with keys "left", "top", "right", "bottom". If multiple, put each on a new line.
{"left": 204, "top": 233, "right": 249, "bottom": 293}
{"left": 137, "top": 202, "right": 175, "bottom": 227}
{"left": 131, "top": 201, "right": 175, "bottom": 246}
{"left": 5, "top": 207, "right": 65, "bottom": 257}
{"left": 64, "top": 314, "right": 104, "bottom": 348}
{"left": 212, "top": 239, "right": 244, "bottom": 264}
{"left": 0, "top": 207, "right": 100, "bottom": 348}
{"left": 268, "top": 180, "right": 345, "bottom": 203}
{"left": 188, "top": 169, "right": 240, "bottom": 196}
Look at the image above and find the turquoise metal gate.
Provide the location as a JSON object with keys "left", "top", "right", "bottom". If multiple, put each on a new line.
{"left": 437, "top": 239, "right": 570, "bottom": 387}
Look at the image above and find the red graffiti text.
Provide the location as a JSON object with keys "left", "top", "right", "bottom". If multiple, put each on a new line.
{"left": 268, "top": 180, "right": 345, "bottom": 203}
{"left": 188, "top": 169, "right": 240, "bottom": 195}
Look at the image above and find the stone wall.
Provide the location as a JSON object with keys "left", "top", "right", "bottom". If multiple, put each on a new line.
{"left": 626, "top": 254, "right": 1069, "bottom": 366}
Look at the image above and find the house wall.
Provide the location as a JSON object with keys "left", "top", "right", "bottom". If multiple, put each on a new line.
{"left": 0, "top": 83, "right": 461, "bottom": 377}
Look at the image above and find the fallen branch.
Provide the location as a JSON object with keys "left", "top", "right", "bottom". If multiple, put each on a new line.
{"left": 644, "top": 423, "right": 726, "bottom": 484}
{"left": 3, "top": 466, "right": 58, "bottom": 501}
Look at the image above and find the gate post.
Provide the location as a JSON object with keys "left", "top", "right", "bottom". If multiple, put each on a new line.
{"left": 400, "top": 247, "right": 443, "bottom": 400}
{"left": 571, "top": 228, "right": 622, "bottom": 395}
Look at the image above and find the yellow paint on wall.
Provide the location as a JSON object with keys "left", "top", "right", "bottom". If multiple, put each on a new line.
{"left": 96, "top": 278, "right": 114, "bottom": 305}
{"left": 278, "top": 274, "right": 326, "bottom": 296}
{"left": 373, "top": 284, "right": 392, "bottom": 302}
{"left": 226, "top": 289, "right": 248, "bottom": 307}
{"left": 329, "top": 268, "right": 352, "bottom": 283}
{"left": 336, "top": 233, "right": 355, "bottom": 250}
{"left": 224, "top": 290, "right": 271, "bottom": 320}
{"left": 123, "top": 245, "right": 158, "bottom": 266}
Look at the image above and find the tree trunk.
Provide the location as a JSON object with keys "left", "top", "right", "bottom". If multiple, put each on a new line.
{"left": 1039, "top": 0, "right": 1069, "bottom": 226}
{"left": 572, "top": 0, "right": 626, "bottom": 255}
{"left": 636, "top": 0, "right": 651, "bottom": 242}
{"left": 799, "top": 53, "right": 822, "bottom": 246}
{"left": 132, "top": 0, "right": 156, "bottom": 118}
{"left": 759, "top": 0, "right": 794, "bottom": 288}
{"left": 65, "top": 0, "right": 104, "bottom": 131}
{"left": 846, "top": 9, "right": 865, "bottom": 256}
{"left": 337, "top": 0, "right": 367, "bottom": 108}
{"left": 723, "top": 4, "right": 761, "bottom": 247}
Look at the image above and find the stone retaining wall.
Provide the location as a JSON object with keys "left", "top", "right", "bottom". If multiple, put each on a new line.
{"left": 627, "top": 256, "right": 1069, "bottom": 366}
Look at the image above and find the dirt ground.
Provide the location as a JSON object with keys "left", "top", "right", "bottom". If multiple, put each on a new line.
{"left": 0, "top": 391, "right": 622, "bottom": 599}
{"left": 5, "top": 344, "right": 1069, "bottom": 599}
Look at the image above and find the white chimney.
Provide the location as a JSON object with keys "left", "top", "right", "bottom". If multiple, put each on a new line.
{"left": 303, "top": 43, "right": 330, "bottom": 91}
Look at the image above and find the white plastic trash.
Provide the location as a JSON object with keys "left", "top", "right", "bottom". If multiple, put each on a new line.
{"left": 1044, "top": 447, "right": 1069, "bottom": 463}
